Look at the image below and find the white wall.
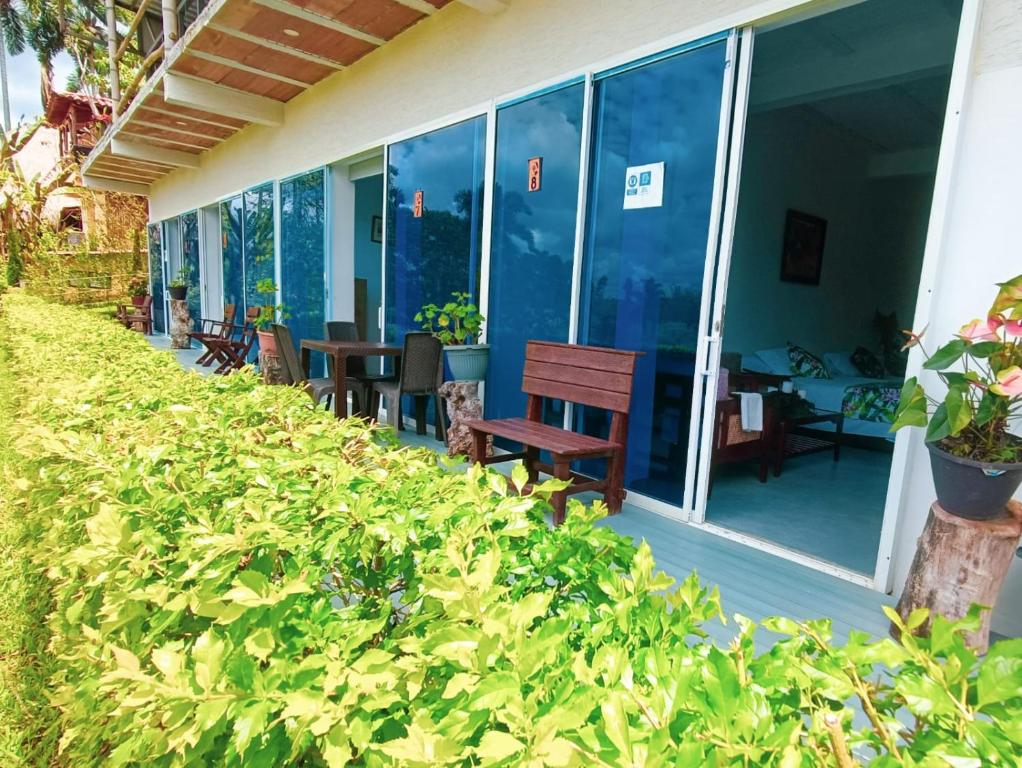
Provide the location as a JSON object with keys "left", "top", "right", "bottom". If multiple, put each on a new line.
{"left": 892, "top": 11, "right": 1022, "bottom": 636}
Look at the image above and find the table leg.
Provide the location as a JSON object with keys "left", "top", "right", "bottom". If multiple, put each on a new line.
{"left": 333, "top": 353, "right": 348, "bottom": 419}
{"left": 301, "top": 346, "right": 311, "bottom": 378}
{"left": 834, "top": 415, "right": 843, "bottom": 462}
{"left": 774, "top": 422, "right": 786, "bottom": 478}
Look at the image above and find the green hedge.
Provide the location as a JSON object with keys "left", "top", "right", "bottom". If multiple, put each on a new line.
{"left": 0, "top": 292, "right": 1019, "bottom": 767}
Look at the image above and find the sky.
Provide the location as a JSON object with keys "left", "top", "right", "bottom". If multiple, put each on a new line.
{"left": 2, "top": 47, "right": 76, "bottom": 128}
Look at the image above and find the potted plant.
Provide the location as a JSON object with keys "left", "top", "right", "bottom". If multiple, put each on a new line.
{"left": 168, "top": 266, "right": 190, "bottom": 301}
{"left": 253, "top": 278, "right": 289, "bottom": 355}
{"left": 892, "top": 273, "right": 1022, "bottom": 519}
{"left": 128, "top": 275, "right": 149, "bottom": 307}
{"left": 415, "top": 292, "right": 488, "bottom": 381}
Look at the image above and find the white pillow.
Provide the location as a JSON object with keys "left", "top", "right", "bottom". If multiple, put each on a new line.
{"left": 824, "top": 352, "right": 859, "bottom": 378}
{"left": 754, "top": 348, "right": 793, "bottom": 375}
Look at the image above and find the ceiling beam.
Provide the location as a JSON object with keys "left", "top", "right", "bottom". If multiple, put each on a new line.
{"left": 207, "top": 23, "right": 346, "bottom": 70}
{"left": 140, "top": 104, "right": 241, "bottom": 132}
{"left": 391, "top": 0, "right": 437, "bottom": 13}
{"left": 120, "top": 131, "right": 211, "bottom": 151}
{"left": 250, "top": 0, "right": 385, "bottom": 46}
{"left": 83, "top": 174, "right": 151, "bottom": 195}
{"left": 129, "top": 118, "right": 226, "bottom": 140}
{"left": 456, "top": 0, "right": 506, "bottom": 13}
{"left": 111, "top": 137, "right": 201, "bottom": 167}
{"left": 187, "top": 49, "right": 312, "bottom": 89}
{"left": 89, "top": 162, "right": 163, "bottom": 180}
{"left": 163, "top": 72, "right": 284, "bottom": 126}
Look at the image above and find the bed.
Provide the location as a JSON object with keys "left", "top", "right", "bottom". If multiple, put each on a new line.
{"left": 741, "top": 349, "right": 901, "bottom": 440}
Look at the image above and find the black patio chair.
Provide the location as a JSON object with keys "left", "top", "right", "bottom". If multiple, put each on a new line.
{"left": 324, "top": 320, "right": 395, "bottom": 416}
{"left": 271, "top": 323, "right": 335, "bottom": 407}
{"left": 370, "top": 332, "right": 447, "bottom": 443}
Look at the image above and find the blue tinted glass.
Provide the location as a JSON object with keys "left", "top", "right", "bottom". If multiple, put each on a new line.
{"left": 148, "top": 223, "right": 166, "bottom": 333}
{"left": 244, "top": 183, "right": 276, "bottom": 313}
{"left": 180, "top": 211, "right": 201, "bottom": 332}
{"left": 384, "top": 116, "right": 486, "bottom": 344}
{"left": 221, "top": 196, "right": 244, "bottom": 314}
{"left": 486, "top": 83, "right": 583, "bottom": 427}
{"left": 579, "top": 41, "right": 727, "bottom": 504}
{"left": 280, "top": 170, "right": 326, "bottom": 374}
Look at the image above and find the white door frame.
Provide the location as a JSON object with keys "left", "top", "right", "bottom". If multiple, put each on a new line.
{"left": 681, "top": 0, "right": 983, "bottom": 591}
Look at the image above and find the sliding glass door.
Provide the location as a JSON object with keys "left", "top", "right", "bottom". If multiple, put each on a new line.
{"left": 243, "top": 183, "right": 275, "bottom": 317}
{"left": 280, "top": 169, "right": 327, "bottom": 373}
{"left": 147, "top": 223, "right": 166, "bottom": 334}
{"left": 485, "top": 83, "right": 585, "bottom": 425}
{"left": 221, "top": 196, "right": 244, "bottom": 314}
{"left": 180, "top": 211, "right": 201, "bottom": 327}
{"left": 384, "top": 116, "right": 487, "bottom": 343}
{"left": 577, "top": 37, "right": 731, "bottom": 506}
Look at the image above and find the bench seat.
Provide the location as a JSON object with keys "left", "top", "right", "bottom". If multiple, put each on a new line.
{"left": 463, "top": 417, "right": 618, "bottom": 458}
{"left": 465, "top": 340, "right": 641, "bottom": 526}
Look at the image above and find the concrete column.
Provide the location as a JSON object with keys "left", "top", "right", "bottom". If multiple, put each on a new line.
{"left": 105, "top": 0, "right": 120, "bottom": 110}
{"left": 161, "top": 0, "right": 179, "bottom": 48}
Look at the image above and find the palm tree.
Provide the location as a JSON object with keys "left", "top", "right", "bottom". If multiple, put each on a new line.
{"left": 0, "top": 0, "right": 27, "bottom": 131}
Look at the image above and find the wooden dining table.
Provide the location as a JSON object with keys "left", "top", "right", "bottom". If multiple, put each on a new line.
{"left": 300, "top": 339, "right": 403, "bottom": 419}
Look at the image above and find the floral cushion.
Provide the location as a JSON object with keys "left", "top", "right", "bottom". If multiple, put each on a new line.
{"left": 851, "top": 346, "right": 884, "bottom": 378}
{"left": 787, "top": 343, "right": 831, "bottom": 379}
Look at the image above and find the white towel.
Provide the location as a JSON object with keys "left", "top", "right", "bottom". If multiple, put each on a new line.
{"left": 737, "top": 392, "right": 763, "bottom": 432}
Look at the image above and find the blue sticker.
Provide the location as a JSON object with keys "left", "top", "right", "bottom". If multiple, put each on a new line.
{"left": 640, "top": 171, "right": 652, "bottom": 185}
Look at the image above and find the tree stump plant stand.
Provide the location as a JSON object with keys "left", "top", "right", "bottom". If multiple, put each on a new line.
{"left": 894, "top": 500, "right": 1021, "bottom": 653}
{"left": 439, "top": 380, "right": 492, "bottom": 458}
{"left": 260, "top": 351, "right": 287, "bottom": 385}
{"left": 169, "top": 300, "right": 191, "bottom": 350}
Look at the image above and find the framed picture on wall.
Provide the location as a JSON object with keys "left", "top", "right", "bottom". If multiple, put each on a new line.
{"left": 371, "top": 215, "right": 383, "bottom": 243}
{"left": 780, "top": 209, "right": 827, "bottom": 285}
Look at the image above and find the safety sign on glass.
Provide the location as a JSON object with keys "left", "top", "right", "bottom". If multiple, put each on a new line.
{"left": 623, "top": 162, "right": 664, "bottom": 209}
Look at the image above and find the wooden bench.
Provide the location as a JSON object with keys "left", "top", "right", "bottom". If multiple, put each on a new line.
{"left": 465, "top": 340, "right": 642, "bottom": 526}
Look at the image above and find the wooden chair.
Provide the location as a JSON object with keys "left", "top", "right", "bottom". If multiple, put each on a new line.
{"left": 324, "top": 320, "right": 395, "bottom": 415}
{"left": 369, "top": 332, "right": 446, "bottom": 442}
{"left": 272, "top": 323, "right": 335, "bottom": 406}
{"left": 189, "top": 304, "right": 237, "bottom": 365}
{"left": 201, "top": 307, "right": 258, "bottom": 371}
{"left": 465, "top": 340, "right": 642, "bottom": 526}
{"left": 708, "top": 396, "right": 775, "bottom": 493}
{"left": 204, "top": 307, "right": 259, "bottom": 374}
{"left": 122, "top": 296, "right": 153, "bottom": 334}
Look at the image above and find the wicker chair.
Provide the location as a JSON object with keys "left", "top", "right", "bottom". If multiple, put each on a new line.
{"left": 370, "top": 332, "right": 446, "bottom": 442}
{"left": 324, "top": 321, "right": 394, "bottom": 415}
{"left": 271, "top": 324, "right": 335, "bottom": 407}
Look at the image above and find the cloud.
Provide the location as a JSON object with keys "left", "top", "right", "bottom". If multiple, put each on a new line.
{"left": 2, "top": 49, "right": 76, "bottom": 127}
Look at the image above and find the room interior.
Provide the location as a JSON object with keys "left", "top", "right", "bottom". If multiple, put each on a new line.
{"left": 705, "top": 0, "right": 963, "bottom": 575}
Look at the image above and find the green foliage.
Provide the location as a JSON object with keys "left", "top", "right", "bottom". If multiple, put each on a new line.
{"left": 251, "top": 279, "right": 289, "bottom": 330}
{"left": 5, "top": 235, "right": 23, "bottom": 285}
{"left": 169, "top": 266, "right": 193, "bottom": 289}
{"left": 415, "top": 292, "right": 485, "bottom": 345}
{"left": 891, "top": 273, "right": 1022, "bottom": 462}
{"left": 1, "top": 293, "right": 1020, "bottom": 767}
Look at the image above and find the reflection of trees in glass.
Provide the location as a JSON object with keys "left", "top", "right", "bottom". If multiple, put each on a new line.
{"left": 281, "top": 171, "right": 325, "bottom": 355}
{"left": 180, "top": 211, "right": 201, "bottom": 323}
{"left": 385, "top": 159, "right": 484, "bottom": 339}
{"left": 244, "top": 184, "right": 275, "bottom": 310}
{"left": 147, "top": 223, "right": 166, "bottom": 333}
{"left": 220, "top": 198, "right": 244, "bottom": 310}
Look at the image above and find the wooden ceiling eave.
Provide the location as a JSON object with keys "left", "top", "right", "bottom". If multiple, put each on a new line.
{"left": 83, "top": 0, "right": 456, "bottom": 192}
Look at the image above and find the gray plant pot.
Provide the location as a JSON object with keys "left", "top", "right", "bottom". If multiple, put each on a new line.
{"left": 927, "top": 441, "right": 1022, "bottom": 520}
{"left": 446, "top": 344, "right": 490, "bottom": 381}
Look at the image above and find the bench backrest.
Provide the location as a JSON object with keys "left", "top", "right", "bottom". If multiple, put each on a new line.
{"left": 522, "top": 341, "right": 641, "bottom": 415}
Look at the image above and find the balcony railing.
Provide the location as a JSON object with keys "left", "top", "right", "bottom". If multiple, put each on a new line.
{"left": 105, "top": 0, "right": 209, "bottom": 118}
